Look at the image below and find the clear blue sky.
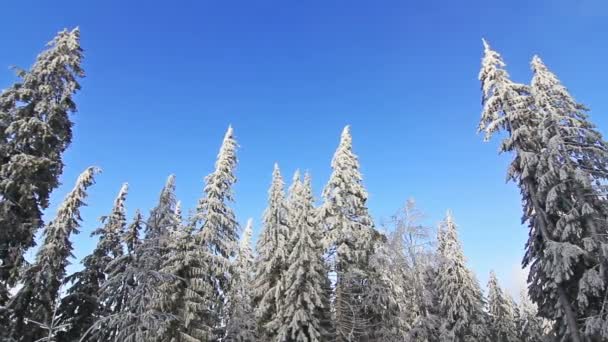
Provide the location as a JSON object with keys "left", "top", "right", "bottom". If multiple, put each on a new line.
{"left": 2, "top": 0, "right": 607, "bottom": 295}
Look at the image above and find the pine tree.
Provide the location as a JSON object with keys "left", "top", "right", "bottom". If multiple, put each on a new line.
{"left": 5, "top": 166, "right": 99, "bottom": 341}
{"left": 486, "top": 271, "right": 518, "bottom": 342}
{"left": 274, "top": 173, "right": 331, "bottom": 342}
{"left": 320, "top": 126, "right": 375, "bottom": 341}
{"left": 100, "top": 175, "right": 179, "bottom": 342}
{"left": 435, "top": 211, "right": 488, "bottom": 342}
{"left": 57, "top": 183, "right": 128, "bottom": 341}
{"left": 225, "top": 218, "right": 257, "bottom": 342}
{"left": 0, "top": 28, "right": 85, "bottom": 294}
{"left": 253, "top": 163, "right": 290, "bottom": 340}
{"left": 190, "top": 125, "right": 240, "bottom": 339}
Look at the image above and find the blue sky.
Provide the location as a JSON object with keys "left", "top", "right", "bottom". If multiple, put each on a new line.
{"left": 1, "top": 0, "right": 607, "bottom": 295}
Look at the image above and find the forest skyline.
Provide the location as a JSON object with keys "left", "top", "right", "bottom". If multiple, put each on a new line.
{"left": 2, "top": 0, "right": 607, "bottom": 303}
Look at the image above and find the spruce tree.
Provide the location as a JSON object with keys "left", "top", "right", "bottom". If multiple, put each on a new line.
{"left": 158, "top": 213, "right": 205, "bottom": 341}
{"left": 190, "top": 125, "right": 240, "bottom": 339}
{"left": 58, "top": 183, "right": 128, "bottom": 341}
{"left": 528, "top": 55, "right": 608, "bottom": 340}
{"left": 253, "top": 163, "right": 290, "bottom": 340}
{"left": 101, "top": 175, "right": 179, "bottom": 342}
{"left": 158, "top": 200, "right": 211, "bottom": 341}
{"left": 124, "top": 210, "right": 143, "bottom": 254}
{"left": 5, "top": 166, "right": 99, "bottom": 341}
{"left": 275, "top": 173, "right": 331, "bottom": 342}
{"left": 225, "top": 218, "right": 257, "bottom": 342}
{"left": 320, "top": 126, "right": 375, "bottom": 341}
{"left": 435, "top": 211, "right": 488, "bottom": 342}
{"left": 479, "top": 40, "right": 608, "bottom": 341}
{"left": 0, "top": 28, "right": 85, "bottom": 294}
{"left": 94, "top": 210, "right": 143, "bottom": 341}
{"left": 486, "top": 271, "right": 518, "bottom": 342}
{"left": 286, "top": 169, "right": 302, "bottom": 226}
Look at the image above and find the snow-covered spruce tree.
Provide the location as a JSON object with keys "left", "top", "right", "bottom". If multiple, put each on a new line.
{"left": 253, "top": 163, "right": 290, "bottom": 340}
{"left": 486, "top": 271, "right": 518, "bottom": 342}
{"left": 94, "top": 209, "right": 144, "bottom": 341}
{"left": 174, "top": 200, "right": 183, "bottom": 224}
{"left": 283, "top": 169, "right": 301, "bottom": 253}
{"left": 156, "top": 203, "right": 211, "bottom": 342}
{"left": 189, "top": 125, "right": 240, "bottom": 339}
{"left": 5, "top": 166, "right": 99, "bottom": 341}
{"left": 477, "top": 40, "right": 557, "bottom": 338}
{"left": 225, "top": 218, "right": 257, "bottom": 342}
{"left": 124, "top": 210, "right": 143, "bottom": 254}
{"left": 273, "top": 173, "right": 332, "bottom": 342}
{"left": 156, "top": 193, "right": 220, "bottom": 342}
{"left": 435, "top": 211, "right": 489, "bottom": 342}
{"left": 528, "top": 56, "right": 608, "bottom": 340}
{"left": 57, "top": 183, "right": 128, "bottom": 341}
{"left": 320, "top": 125, "right": 375, "bottom": 341}
{"left": 100, "top": 175, "right": 180, "bottom": 342}
{"left": 286, "top": 169, "right": 302, "bottom": 221}
{"left": 479, "top": 40, "right": 608, "bottom": 341}
{"left": 0, "top": 28, "right": 85, "bottom": 294}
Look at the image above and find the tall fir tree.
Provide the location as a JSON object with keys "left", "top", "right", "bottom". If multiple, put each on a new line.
{"left": 123, "top": 210, "right": 143, "bottom": 254}
{"left": 285, "top": 169, "right": 302, "bottom": 229}
{"left": 486, "top": 271, "right": 519, "bottom": 342}
{"left": 158, "top": 205, "right": 209, "bottom": 341}
{"left": 100, "top": 175, "right": 180, "bottom": 342}
{"left": 435, "top": 211, "right": 489, "bottom": 342}
{"left": 528, "top": 55, "right": 608, "bottom": 340}
{"left": 275, "top": 173, "right": 332, "bottom": 342}
{"left": 57, "top": 183, "right": 128, "bottom": 341}
{"left": 320, "top": 126, "right": 375, "bottom": 341}
{"left": 0, "top": 28, "right": 85, "bottom": 301}
{"left": 190, "top": 125, "right": 240, "bottom": 339}
{"left": 253, "top": 163, "right": 290, "bottom": 340}
{"left": 158, "top": 199, "right": 212, "bottom": 341}
{"left": 479, "top": 40, "right": 608, "bottom": 341}
{"left": 94, "top": 210, "right": 143, "bottom": 341}
{"left": 225, "top": 218, "right": 257, "bottom": 342}
{"left": 5, "top": 166, "right": 99, "bottom": 341}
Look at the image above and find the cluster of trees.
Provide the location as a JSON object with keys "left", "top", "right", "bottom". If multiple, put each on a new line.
{"left": 0, "top": 28, "right": 607, "bottom": 342}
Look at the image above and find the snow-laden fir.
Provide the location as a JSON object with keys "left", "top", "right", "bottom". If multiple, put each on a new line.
{"left": 479, "top": 39, "right": 608, "bottom": 341}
